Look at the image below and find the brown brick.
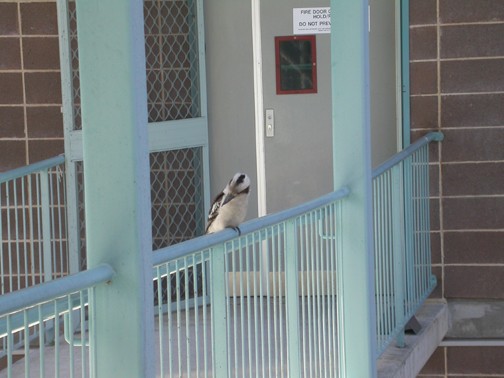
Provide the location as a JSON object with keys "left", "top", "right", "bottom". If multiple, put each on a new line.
{"left": 410, "top": 0, "right": 437, "bottom": 25}
{"left": 410, "top": 61, "right": 438, "bottom": 95}
{"left": 441, "top": 59, "right": 504, "bottom": 94}
{"left": 0, "top": 3, "right": 19, "bottom": 35}
{"left": 410, "top": 26, "right": 437, "bottom": 60}
{"left": 26, "top": 106, "right": 63, "bottom": 138}
{"left": 0, "top": 140, "right": 26, "bottom": 171}
{"left": 440, "top": 0, "right": 504, "bottom": 23}
{"left": 430, "top": 198, "right": 440, "bottom": 231}
{"left": 445, "top": 266, "right": 504, "bottom": 298}
{"left": 28, "top": 139, "right": 64, "bottom": 164}
{"left": 431, "top": 232, "right": 441, "bottom": 265}
{"left": 0, "top": 107, "right": 24, "bottom": 138}
{"left": 0, "top": 38, "right": 21, "bottom": 70}
{"left": 441, "top": 93, "right": 504, "bottom": 128}
{"left": 419, "top": 347, "right": 445, "bottom": 374}
{"left": 22, "top": 37, "right": 60, "bottom": 70}
{"left": 441, "top": 24, "right": 504, "bottom": 59}
{"left": 447, "top": 346, "right": 504, "bottom": 374}
{"left": 445, "top": 231, "right": 504, "bottom": 264}
{"left": 443, "top": 197, "right": 504, "bottom": 230}
{"left": 411, "top": 96, "right": 438, "bottom": 130}
{"left": 441, "top": 128, "right": 504, "bottom": 162}
{"left": 20, "top": 3, "right": 58, "bottom": 36}
{"left": 0, "top": 73, "right": 23, "bottom": 104}
{"left": 443, "top": 162, "right": 504, "bottom": 196}
{"left": 430, "top": 163, "right": 439, "bottom": 197}
{"left": 25, "top": 72, "right": 62, "bottom": 104}
{"left": 429, "top": 266, "right": 442, "bottom": 299}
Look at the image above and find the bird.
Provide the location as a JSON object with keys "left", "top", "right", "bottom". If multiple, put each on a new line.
{"left": 205, "top": 173, "right": 251, "bottom": 235}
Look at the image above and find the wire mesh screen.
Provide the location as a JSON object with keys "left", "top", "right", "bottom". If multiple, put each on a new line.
{"left": 76, "top": 147, "right": 205, "bottom": 269}
{"left": 67, "top": 0, "right": 201, "bottom": 129}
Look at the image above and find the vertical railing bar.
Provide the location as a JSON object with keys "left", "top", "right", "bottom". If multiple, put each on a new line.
{"left": 239, "top": 237, "right": 246, "bottom": 376}
{"left": 251, "top": 233, "right": 259, "bottom": 378}
{"left": 185, "top": 258, "right": 191, "bottom": 377}
{"left": 194, "top": 257, "right": 200, "bottom": 378}
{"left": 35, "top": 174, "right": 42, "bottom": 286}
{"left": 89, "top": 287, "right": 97, "bottom": 378}
{"left": 60, "top": 166, "right": 69, "bottom": 275}
{"left": 202, "top": 256, "right": 208, "bottom": 378}
{"left": 176, "top": 262, "right": 182, "bottom": 376}
{"left": 168, "top": 265, "right": 173, "bottom": 378}
{"left": 384, "top": 171, "right": 392, "bottom": 339}
{"left": 7, "top": 314, "right": 13, "bottom": 378}
{"left": 271, "top": 228, "right": 278, "bottom": 376}
{"left": 6, "top": 181, "right": 13, "bottom": 293}
{"left": 80, "top": 291, "right": 87, "bottom": 378}
{"left": 321, "top": 205, "right": 333, "bottom": 377}
{"left": 307, "top": 212, "right": 314, "bottom": 377}
{"left": 259, "top": 232, "right": 267, "bottom": 378}
{"left": 40, "top": 169, "right": 52, "bottom": 284}
{"left": 156, "top": 267, "right": 164, "bottom": 377}
{"left": 224, "top": 243, "right": 232, "bottom": 376}
{"left": 387, "top": 171, "right": 395, "bottom": 339}
{"left": 285, "top": 219, "right": 301, "bottom": 378}
{"left": 315, "top": 211, "right": 322, "bottom": 377}
{"left": 55, "top": 168, "right": 65, "bottom": 278}
{"left": 48, "top": 169, "right": 57, "bottom": 280}
{"left": 300, "top": 215, "right": 307, "bottom": 377}
{"left": 21, "top": 177, "right": 29, "bottom": 289}
{"left": 24, "top": 309, "right": 30, "bottom": 377}
{"left": 278, "top": 225, "right": 285, "bottom": 377}
{"left": 382, "top": 173, "right": 390, "bottom": 345}
{"left": 14, "top": 180, "right": 21, "bottom": 291}
{"left": 332, "top": 202, "right": 339, "bottom": 375}
{"left": 372, "top": 179, "right": 381, "bottom": 348}
{"left": 69, "top": 295, "right": 75, "bottom": 378}
{"left": 231, "top": 240, "right": 238, "bottom": 375}
{"left": 425, "top": 146, "right": 431, "bottom": 290}
{"left": 414, "top": 150, "right": 421, "bottom": 302}
{"left": 54, "top": 300, "right": 60, "bottom": 378}
{"left": 38, "top": 304, "right": 45, "bottom": 378}
{"left": 375, "top": 176, "right": 384, "bottom": 349}
{"left": 245, "top": 236, "right": 253, "bottom": 378}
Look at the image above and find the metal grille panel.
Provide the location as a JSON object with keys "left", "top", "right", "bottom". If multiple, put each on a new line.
{"left": 68, "top": 0, "right": 201, "bottom": 128}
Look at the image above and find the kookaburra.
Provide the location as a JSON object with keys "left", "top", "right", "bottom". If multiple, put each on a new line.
{"left": 205, "top": 173, "right": 251, "bottom": 235}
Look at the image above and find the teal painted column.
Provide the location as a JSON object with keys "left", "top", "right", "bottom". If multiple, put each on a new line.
{"left": 75, "top": 0, "right": 155, "bottom": 377}
{"left": 330, "top": 1, "right": 378, "bottom": 378}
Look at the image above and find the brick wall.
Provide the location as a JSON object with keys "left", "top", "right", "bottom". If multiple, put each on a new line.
{"left": 411, "top": 0, "right": 504, "bottom": 376}
{"left": 0, "top": 1, "right": 64, "bottom": 172}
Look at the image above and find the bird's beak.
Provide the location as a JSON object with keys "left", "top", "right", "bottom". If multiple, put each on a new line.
{"left": 222, "top": 193, "right": 235, "bottom": 206}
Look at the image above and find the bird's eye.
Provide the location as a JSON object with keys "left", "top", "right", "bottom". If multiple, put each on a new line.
{"left": 237, "top": 174, "right": 245, "bottom": 184}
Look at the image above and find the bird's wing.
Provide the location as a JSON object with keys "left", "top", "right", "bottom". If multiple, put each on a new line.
{"left": 205, "top": 191, "right": 225, "bottom": 233}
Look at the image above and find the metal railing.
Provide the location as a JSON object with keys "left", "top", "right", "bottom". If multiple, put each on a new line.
{"left": 0, "top": 132, "right": 441, "bottom": 376}
{"left": 372, "top": 132, "right": 443, "bottom": 355}
{"left": 0, "top": 264, "right": 114, "bottom": 378}
{"left": 152, "top": 187, "right": 349, "bottom": 377}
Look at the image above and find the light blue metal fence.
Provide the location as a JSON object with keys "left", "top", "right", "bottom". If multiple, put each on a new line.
{"left": 0, "top": 264, "right": 113, "bottom": 378}
{"left": 152, "top": 187, "right": 349, "bottom": 377}
{"left": 372, "top": 132, "right": 443, "bottom": 356}
{"left": 0, "top": 133, "right": 442, "bottom": 376}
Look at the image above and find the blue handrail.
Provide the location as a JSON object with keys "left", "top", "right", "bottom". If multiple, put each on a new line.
{"left": 0, "top": 155, "right": 65, "bottom": 183}
{"left": 372, "top": 132, "right": 443, "bottom": 179}
{"left": 0, "top": 264, "right": 114, "bottom": 317}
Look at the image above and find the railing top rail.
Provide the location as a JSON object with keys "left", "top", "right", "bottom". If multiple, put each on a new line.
{"left": 0, "top": 155, "right": 65, "bottom": 184}
{"left": 0, "top": 264, "right": 114, "bottom": 317}
{"left": 372, "top": 132, "right": 443, "bottom": 179}
{"left": 153, "top": 186, "right": 350, "bottom": 267}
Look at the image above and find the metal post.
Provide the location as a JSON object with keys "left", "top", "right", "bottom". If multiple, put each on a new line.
{"left": 284, "top": 220, "right": 301, "bottom": 377}
{"left": 330, "top": 0, "right": 378, "bottom": 377}
{"left": 75, "top": 0, "right": 155, "bottom": 376}
{"left": 210, "top": 244, "right": 228, "bottom": 377}
{"left": 392, "top": 165, "right": 405, "bottom": 347}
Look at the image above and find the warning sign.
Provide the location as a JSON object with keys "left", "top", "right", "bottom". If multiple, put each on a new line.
{"left": 293, "top": 7, "right": 331, "bottom": 35}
